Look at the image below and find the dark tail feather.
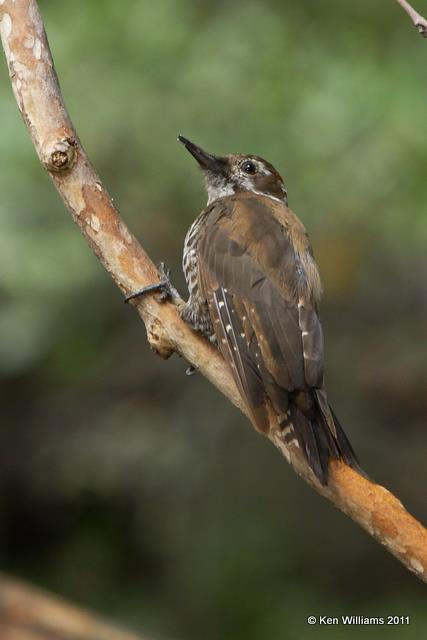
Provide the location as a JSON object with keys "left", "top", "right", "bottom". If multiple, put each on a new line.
{"left": 329, "top": 406, "right": 366, "bottom": 478}
{"left": 291, "top": 405, "right": 327, "bottom": 483}
{"left": 288, "top": 393, "right": 364, "bottom": 485}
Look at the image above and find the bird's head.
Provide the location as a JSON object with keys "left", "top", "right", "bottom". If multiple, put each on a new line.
{"left": 178, "top": 136, "right": 288, "bottom": 206}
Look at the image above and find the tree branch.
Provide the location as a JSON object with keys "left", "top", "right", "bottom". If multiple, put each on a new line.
{"left": 396, "top": 0, "right": 427, "bottom": 36}
{"left": 0, "top": 573, "right": 147, "bottom": 640}
{"left": 1, "top": 0, "right": 426, "bottom": 584}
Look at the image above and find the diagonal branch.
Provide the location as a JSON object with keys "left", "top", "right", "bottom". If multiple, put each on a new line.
{"left": 1, "top": 0, "right": 426, "bottom": 584}
{"left": 396, "top": 0, "right": 427, "bottom": 36}
{"left": 0, "top": 573, "right": 147, "bottom": 640}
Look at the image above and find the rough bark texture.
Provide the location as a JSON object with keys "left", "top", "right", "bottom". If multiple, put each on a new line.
{"left": 1, "top": 0, "right": 426, "bottom": 588}
{"left": 0, "top": 574, "right": 147, "bottom": 640}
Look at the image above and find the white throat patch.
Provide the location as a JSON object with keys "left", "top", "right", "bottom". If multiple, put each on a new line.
{"left": 206, "top": 183, "right": 235, "bottom": 205}
{"left": 207, "top": 186, "right": 286, "bottom": 206}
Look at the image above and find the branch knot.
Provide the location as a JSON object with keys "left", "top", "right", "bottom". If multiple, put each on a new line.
{"left": 45, "top": 138, "right": 76, "bottom": 173}
{"left": 415, "top": 21, "right": 427, "bottom": 36}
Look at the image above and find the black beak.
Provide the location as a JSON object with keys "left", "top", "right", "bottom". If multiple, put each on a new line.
{"left": 178, "top": 135, "right": 225, "bottom": 173}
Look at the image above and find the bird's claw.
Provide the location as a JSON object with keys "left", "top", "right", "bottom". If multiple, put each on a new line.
{"left": 124, "top": 262, "right": 179, "bottom": 304}
{"left": 157, "top": 262, "right": 176, "bottom": 301}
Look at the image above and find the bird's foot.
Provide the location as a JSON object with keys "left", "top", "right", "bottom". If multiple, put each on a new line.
{"left": 124, "top": 262, "right": 180, "bottom": 304}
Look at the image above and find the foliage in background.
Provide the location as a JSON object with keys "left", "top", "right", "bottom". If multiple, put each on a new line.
{"left": 0, "top": 1, "right": 426, "bottom": 638}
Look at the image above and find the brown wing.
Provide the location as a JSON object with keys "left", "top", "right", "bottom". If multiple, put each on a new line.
{"left": 197, "top": 194, "right": 324, "bottom": 435}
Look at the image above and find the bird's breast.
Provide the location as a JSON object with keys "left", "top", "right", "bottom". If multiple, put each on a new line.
{"left": 183, "top": 209, "right": 211, "bottom": 300}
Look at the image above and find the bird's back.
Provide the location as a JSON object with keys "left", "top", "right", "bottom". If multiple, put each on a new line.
{"left": 183, "top": 192, "right": 361, "bottom": 484}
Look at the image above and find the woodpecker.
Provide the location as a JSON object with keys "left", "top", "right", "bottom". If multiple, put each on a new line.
{"left": 127, "top": 137, "right": 361, "bottom": 484}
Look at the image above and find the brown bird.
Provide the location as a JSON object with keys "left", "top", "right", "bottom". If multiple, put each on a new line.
{"left": 127, "top": 137, "right": 361, "bottom": 484}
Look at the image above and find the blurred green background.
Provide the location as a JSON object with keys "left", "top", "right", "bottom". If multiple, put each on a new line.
{"left": 1, "top": 0, "right": 426, "bottom": 638}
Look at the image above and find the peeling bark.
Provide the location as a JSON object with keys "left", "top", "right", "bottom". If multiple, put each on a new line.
{"left": 1, "top": 0, "right": 426, "bottom": 584}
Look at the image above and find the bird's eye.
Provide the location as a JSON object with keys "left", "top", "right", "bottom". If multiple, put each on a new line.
{"left": 242, "top": 161, "right": 257, "bottom": 174}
